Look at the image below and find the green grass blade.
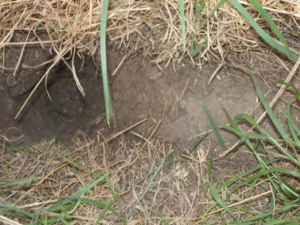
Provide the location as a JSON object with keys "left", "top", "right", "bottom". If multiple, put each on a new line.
{"left": 189, "top": 131, "right": 209, "bottom": 154}
{"left": 127, "top": 150, "right": 173, "bottom": 218}
{"left": 236, "top": 167, "right": 300, "bottom": 192}
{"left": 94, "top": 199, "right": 113, "bottom": 224}
{"left": 277, "top": 81, "right": 300, "bottom": 101}
{"left": 60, "top": 216, "right": 71, "bottom": 225}
{"left": 178, "top": 0, "right": 186, "bottom": 49}
{"left": 47, "top": 133, "right": 57, "bottom": 151}
{"left": 266, "top": 216, "right": 300, "bottom": 225}
{"left": 100, "top": 0, "right": 115, "bottom": 126}
{"left": 286, "top": 102, "right": 300, "bottom": 147}
{"left": 246, "top": 70, "right": 291, "bottom": 142}
{"left": 191, "top": 0, "right": 226, "bottom": 56}
{"left": 5, "top": 145, "right": 39, "bottom": 154}
{"left": 208, "top": 152, "right": 213, "bottom": 182}
{"left": 237, "top": 114, "right": 299, "bottom": 166}
{"left": 103, "top": 172, "right": 126, "bottom": 224}
{"left": 209, "top": 185, "right": 237, "bottom": 220}
{"left": 45, "top": 174, "right": 106, "bottom": 212}
{"left": 200, "top": 176, "right": 208, "bottom": 198}
{"left": 79, "top": 198, "right": 118, "bottom": 217}
{"left": 216, "top": 159, "right": 279, "bottom": 193}
{"left": 158, "top": 211, "right": 169, "bottom": 225}
{"left": 190, "top": 1, "right": 205, "bottom": 54}
{"left": 191, "top": 91, "right": 227, "bottom": 150}
{"left": 279, "top": 179, "right": 299, "bottom": 200}
{"left": 240, "top": 203, "right": 299, "bottom": 223}
{"left": 0, "top": 203, "right": 38, "bottom": 220}
{"left": 199, "top": 0, "right": 226, "bottom": 30}
{"left": 229, "top": 0, "right": 298, "bottom": 60}
{"left": 191, "top": 40, "right": 207, "bottom": 56}
{"left": 248, "top": 0, "right": 294, "bottom": 59}
{"left": 0, "top": 176, "right": 40, "bottom": 188}
{"left": 63, "top": 157, "right": 95, "bottom": 175}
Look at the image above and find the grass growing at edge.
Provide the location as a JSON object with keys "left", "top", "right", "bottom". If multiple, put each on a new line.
{"left": 100, "top": 0, "right": 115, "bottom": 126}
{"left": 178, "top": 0, "right": 299, "bottom": 60}
{"left": 195, "top": 68, "right": 300, "bottom": 223}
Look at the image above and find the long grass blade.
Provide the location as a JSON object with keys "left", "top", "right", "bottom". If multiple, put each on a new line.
{"left": 248, "top": 0, "right": 294, "bottom": 59}
{"left": 45, "top": 175, "right": 105, "bottom": 212}
{"left": 246, "top": 70, "right": 291, "bottom": 142}
{"left": 178, "top": 0, "right": 186, "bottom": 50}
{"left": 127, "top": 150, "right": 173, "bottom": 218}
{"left": 209, "top": 185, "right": 237, "bottom": 220}
{"left": 0, "top": 203, "right": 38, "bottom": 220}
{"left": 286, "top": 102, "right": 300, "bottom": 147}
{"left": 229, "top": 0, "right": 298, "bottom": 60}
{"left": 0, "top": 177, "right": 40, "bottom": 188}
{"left": 191, "top": 90, "right": 227, "bottom": 150}
{"left": 100, "top": 0, "right": 115, "bottom": 126}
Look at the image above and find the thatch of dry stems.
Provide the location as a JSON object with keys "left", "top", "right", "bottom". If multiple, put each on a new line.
{"left": 1, "top": 0, "right": 299, "bottom": 66}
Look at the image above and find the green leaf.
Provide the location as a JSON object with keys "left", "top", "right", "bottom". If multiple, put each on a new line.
{"left": 100, "top": 0, "right": 115, "bottom": 126}
{"left": 229, "top": 0, "right": 298, "bottom": 60}
{"left": 191, "top": 90, "right": 227, "bottom": 150}
{"left": 158, "top": 211, "right": 169, "bottom": 225}
{"left": 277, "top": 81, "right": 300, "bottom": 101}
{"left": 80, "top": 198, "right": 118, "bottom": 217}
{"left": 178, "top": 0, "right": 186, "bottom": 49}
{"left": 127, "top": 150, "right": 173, "bottom": 218}
{"left": 0, "top": 177, "right": 40, "bottom": 188}
{"left": 209, "top": 186, "right": 237, "bottom": 220}
{"left": 248, "top": 0, "right": 294, "bottom": 59}
{"left": 246, "top": 70, "right": 291, "bottom": 143}
{"left": 45, "top": 174, "right": 105, "bottom": 212}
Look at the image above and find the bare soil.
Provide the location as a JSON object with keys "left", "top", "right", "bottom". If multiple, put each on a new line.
{"left": 1, "top": 43, "right": 263, "bottom": 148}
{"left": 1, "top": 35, "right": 299, "bottom": 223}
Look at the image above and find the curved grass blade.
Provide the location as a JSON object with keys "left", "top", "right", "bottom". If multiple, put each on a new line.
{"left": 189, "top": 131, "right": 209, "bottom": 154}
{"left": 209, "top": 185, "right": 237, "bottom": 220}
{"left": 127, "top": 150, "right": 173, "bottom": 218}
{"left": 199, "top": 0, "right": 226, "bottom": 30}
{"left": 240, "top": 203, "right": 299, "bottom": 223}
{"left": 278, "top": 179, "right": 299, "bottom": 200}
{"left": 0, "top": 203, "right": 40, "bottom": 221}
{"left": 234, "top": 167, "right": 300, "bottom": 195}
{"left": 246, "top": 70, "right": 291, "bottom": 143}
{"left": 237, "top": 114, "right": 299, "bottom": 166}
{"left": 277, "top": 81, "right": 300, "bottom": 101}
{"left": 45, "top": 175, "right": 106, "bottom": 212}
{"left": 0, "top": 177, "right": 40, "bottom": 188}
{"left": 100, "top": 0, "right": 115, "bottom": 126}
{"left": 191, "top": 90, "right": 227, "bottom": 150}
{"left": 229, "top": 0, "right": 298, "bottom": 60}
{"left": 249, "top": 0, "right": 294, "bottom": 59}
{"left": 79, "top": 198, "right": 118, "bottom": 217}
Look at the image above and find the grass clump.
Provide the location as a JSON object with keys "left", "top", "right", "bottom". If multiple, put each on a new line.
{"left": 194, "top": 65, "right": 300, "bottom": 223}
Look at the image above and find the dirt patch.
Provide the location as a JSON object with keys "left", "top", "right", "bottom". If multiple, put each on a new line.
{"left": 2, "top": 36, "right": 300, "bottom": 224}
{"left": 0, "top": 42, "right": 263, "bottom": 150}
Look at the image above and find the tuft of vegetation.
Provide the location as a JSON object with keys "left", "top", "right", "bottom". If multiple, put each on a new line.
{"left": 195, "top": 66, "right": 300, "bottom": 223}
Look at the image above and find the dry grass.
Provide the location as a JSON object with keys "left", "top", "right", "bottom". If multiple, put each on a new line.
{"left": 1, "top": 125, "right": 268, "bottom": 224}
{"left": 1, "top": 0, "right": 299, "bottom": 66}
{"left": 1, "top": 1, "right": 300, "bottom": 224}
